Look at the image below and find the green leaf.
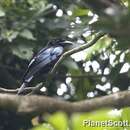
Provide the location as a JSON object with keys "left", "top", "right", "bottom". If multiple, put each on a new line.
{"left": 0, "top": 8, "right": 5, "bottom": 17}
{"left": 32, "top": 123, "right": 54, "bottom": 130}
{"left": 1, "top": 30, "right": 18, "bottom": 42}
{"left": 10, "top": 39, "right": 34, "bottom": 59}
{"left": 85, "top": 36, "right": 112, "bottom": 60}
{"left": 62, "top": 57, "right": 79, "bottom": 71}
{"left": 116, "top": 38, "right": 130, "bottom": 50}
{"left": 71, "top": 109, "right": 123, "bottom": 130}
{"left": 71, "top": 5, "right": 89, "bottom": 17}
{"left": 48, "top": 112, "right": 68, "bottom": 130}
{"left": 20, "top": 29, "right": 36, "bottom": 40}
{"left": 121, "top": 107, "right": 130, "bottom": 129}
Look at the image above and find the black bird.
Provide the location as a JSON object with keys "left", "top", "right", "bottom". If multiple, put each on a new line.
{"left": 18, "top": 39, "right": 73, "bottom": 94}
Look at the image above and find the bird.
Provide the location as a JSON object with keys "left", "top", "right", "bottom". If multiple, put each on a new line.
{"left": 18, "top": 39, "right": 73, "bottom": 94}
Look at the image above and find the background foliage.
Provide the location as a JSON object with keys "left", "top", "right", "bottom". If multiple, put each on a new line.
{"left": 0, "top": 0, "right": 130, "bottom": 130}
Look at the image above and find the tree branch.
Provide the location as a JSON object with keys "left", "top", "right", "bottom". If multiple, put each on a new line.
{"left": 0, "top": 90, "right": 130, "bottom": 117}
{"left": 51, "top": 32, "right": 106, "bottom": 73}
{"left": 0, "top": 83, "right": 43, "bottom": 94}
{"left": 0, "top": 73, "right": 104, "bottom": 94}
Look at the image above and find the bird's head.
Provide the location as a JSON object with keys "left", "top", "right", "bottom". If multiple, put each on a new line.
{"left": 48, "top": 39, "right": 73, "bottom": 48}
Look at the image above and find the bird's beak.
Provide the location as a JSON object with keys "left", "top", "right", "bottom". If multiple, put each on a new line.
{"left": 61, "top": 40, "right": 74, "bottom": 46}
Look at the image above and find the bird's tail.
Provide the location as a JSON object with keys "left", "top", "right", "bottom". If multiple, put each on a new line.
{"left": 18, "top": 75, "right": 33, "bottom": 95}
{"left": 17, "top": 82, "right": 27, "bottom": 95}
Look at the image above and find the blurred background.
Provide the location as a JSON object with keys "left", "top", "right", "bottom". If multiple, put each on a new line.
{"left": 0, "top": 0, "right": 130, "bottom": 130}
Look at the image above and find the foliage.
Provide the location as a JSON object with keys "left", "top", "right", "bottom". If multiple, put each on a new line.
{"left": 32, "top": 108, "right": 130, "bottom": 130}
{"left": 0, "top": 0, "right": 130, "bottom": 130}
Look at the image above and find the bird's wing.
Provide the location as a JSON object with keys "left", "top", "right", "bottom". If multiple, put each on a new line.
{"left": 23, "top": 46, "right": 63, "bottom": 82}
{"left": 28, "top": 47, "right": 48, "bottom": 68}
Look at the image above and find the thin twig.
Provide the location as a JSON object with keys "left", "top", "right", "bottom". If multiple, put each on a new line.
{"left": 10, "top": 32, "right": 105, "bottom": 95}
{"left": 0, "top": 73, "right": 105, "bottom": 94}
{"left": 0, "top": 83, "right": 43, "bottom": 94}
{"left": 51, "top": 32, "right": 106, "bottom": 73}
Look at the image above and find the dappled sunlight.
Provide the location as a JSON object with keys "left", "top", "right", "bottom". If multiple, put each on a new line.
{"left": 56, "top": 9, "right": 63, "bottom": 17}
{"left": 57, "top": 83, "right": 67, "bottom": 96}
{"left": 108, "top": 109, "right": 122, "bottom": 117}
{"left": 120, "top": 63, "right": 130, "bottom": 73}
